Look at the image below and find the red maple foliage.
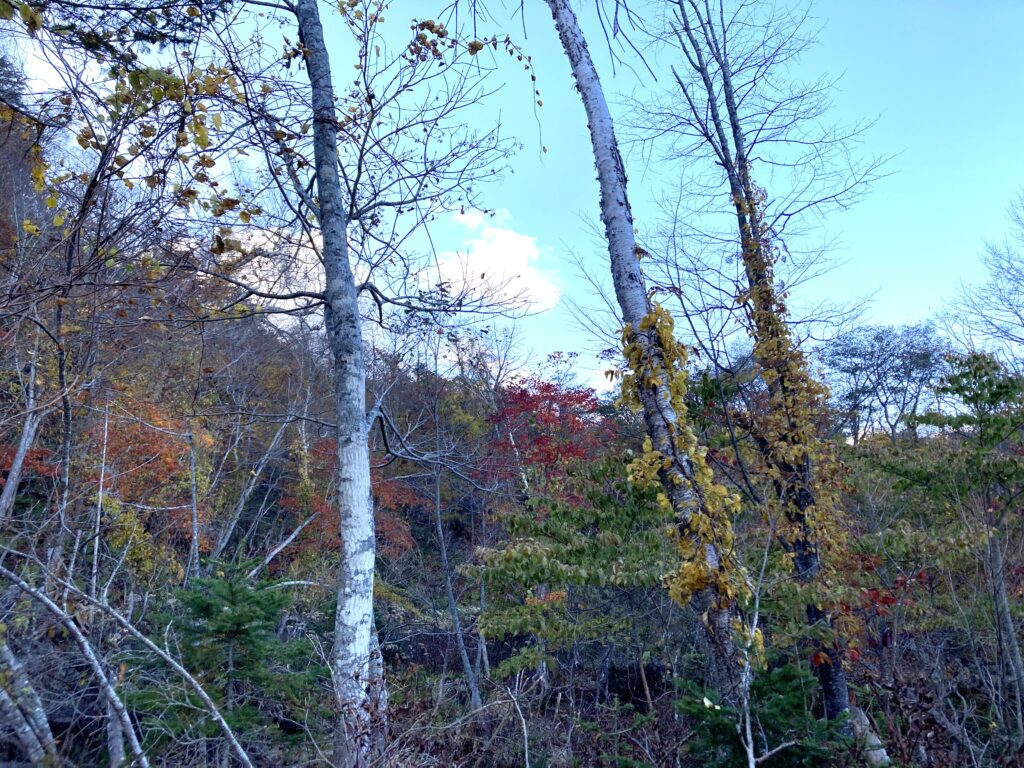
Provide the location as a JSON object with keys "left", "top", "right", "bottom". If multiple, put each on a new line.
{"left": 81, "top": 401, "right": 211, "bottom": 547}
{"left": 488, "top": 375, "right": 619, "bottom": 496}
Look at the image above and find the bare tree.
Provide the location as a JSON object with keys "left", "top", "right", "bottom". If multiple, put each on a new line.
{"left": 948, "top": 191, "right": 1024, "bottom": 363}
{"left": 631, "top": 0, "right": 883, "bottom": 337}
{"left": 822, "top": 323, "right": 948, "bottom": 443}
{"left": 634, "top": 0, "right": 886, "bottom": 747}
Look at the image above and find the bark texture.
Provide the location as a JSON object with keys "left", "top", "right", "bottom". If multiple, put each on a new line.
{"left": 0, "top": 357, "right": 43, "bottom": 525}
{"left": 0, "top": 410, "right": 42, "bottom": 526}
{"left": 293, "top": 0, "right": 385, "bottom": 763}
{"left": 543, "top": 0, "right": 741, "bottom": 699}
{"left": 0, "top": 640, "right": 58, "bottom": 765}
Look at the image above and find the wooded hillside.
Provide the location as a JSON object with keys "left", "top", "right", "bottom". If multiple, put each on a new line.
{"left": 0, "top": 1, "right": 1020, "bottom": 766}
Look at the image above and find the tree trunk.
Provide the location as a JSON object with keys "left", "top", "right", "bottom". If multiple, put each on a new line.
{"left": 0, "top": 411, "right": 42, "bottom": 526}
{"left": 850, "top": 706, "right": 892, "bottom": 767}
{"left": 673, "top": 0, "right": 869, "bottom": 734}
{"left": 433, "top": 464, "right": 482, "bottom": 710}
{"left": 791, "top": 508, "right": 853, "bottom": 733}
{"left": 106, "top": 694, "right": 126, "bottom": 768}
{"left": 183, "top": 432, "right": 201, "bottom": 587}
{"left": 0, "top": 355, "right": 43, "bottom": 526}
{"left": 292, "top": 0, "right": 385, "bottom": 763}
{"left": 543, "top": 0, "right": 740, "bottom": 699}
{"left": 0, "top": 640, "right": 58, "bottom": 765}
{"left": 990, "top": 530, "right": 1024, "bottom": 743}
{"left": 90, "top": 406, "right": 109, "bottom": 608}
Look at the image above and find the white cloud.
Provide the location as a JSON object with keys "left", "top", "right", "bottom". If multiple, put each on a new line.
{"left": 438, "top": 210, "right": 560, "bottom": 312}
{"left": 582, "top": 366, "right": 617, "bottom": 395}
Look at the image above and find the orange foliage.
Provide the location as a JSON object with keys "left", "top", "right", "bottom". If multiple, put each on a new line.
{"left": 524, "top": 589, "right": 567, "bottom": 606}
{"left": 280, "top": 438, "right": 417, "bottom": 561}
{"left": 278, "top": 492, "right": 415, "bottom": 561}
{"left": 87, "top": 400, "right": 211, "bottom": 546}
{"left": 0, "top": 445, "right": 58, "bottom": 486}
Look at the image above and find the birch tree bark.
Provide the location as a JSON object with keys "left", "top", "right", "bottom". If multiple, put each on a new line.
{"left": 0, "top": 350, "right": 45, "bottom": 526}
{"left": 106, "top": 695, "right": 126, "bottom": 768}
{"left": 0, "top": 640, "right": 58, "bottom": 765}
{"left": 292, "top": 0, "right": 384, "bottom": 762}
{"left": 542, "top": 0, "right": 742, "bottom": 698}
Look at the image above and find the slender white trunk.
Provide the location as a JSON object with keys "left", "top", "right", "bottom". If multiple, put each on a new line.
{"left": 0, "top": 411, "right": 42, "bottom": 525}
{"left": 90, "top": 406, "right": 110, "bottom": 605}
{"left": 106, "top": 694, "right": 126, "bottom": 768}
{"left": 0, "top": 355, "right": 43, "bottom": 525}
{"left": 184, "top": 432, "right": 201, "bottom": 587}
{"left": 292, "top": 0, "right": 384, "bottom": 762}
{"left": 246, "top": 511, "right": 321, "bottom": 581}
{"left": 0, "top": 640, "right": 58, "bottom": 764}
{"left": 543, "top": 0, "right": 739, "bottom": 695}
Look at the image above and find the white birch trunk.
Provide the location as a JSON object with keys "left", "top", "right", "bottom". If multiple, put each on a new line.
{"left": 0, "top": 355, "right": 44, "bottom": 526}
{"left": 0, "top": 411, "right": 42, "bottom": 526}
{"left": 184, "top": 432, "right": 200, "bottom": 587}
{"left": 292, "top": 0, "right": 384, "bottom": 762}
{"left": 0, "top": 640, "right": 57, "bottom": 765}
{"left": 90, "top": 406, "right": 110, "bottom": 606}
{"left": 543, "top": 0, "right": 740, "bottom": 695}
{"left": 106, "top": 694, "right": 126, "bottom": 768}
{"left": 246, "top": 511, "right": 321, "bottom": 581}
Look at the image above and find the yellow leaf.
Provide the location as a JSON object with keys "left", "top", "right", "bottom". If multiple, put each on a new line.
{"left": 21, "top": 219, "right": 40, "bottom": 236}
{"left": 194, "top": 122, "right": 209, "bottom": 149}
{"left": 18, "top": 3, "right": 43, "bottom": 35}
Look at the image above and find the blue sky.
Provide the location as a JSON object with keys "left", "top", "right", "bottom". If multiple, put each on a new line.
{"left": 424, "top": 0, "right": 1024, "bottom": 386}
{"left": 25, "top": 0, "right": 1020, "bottom": 386}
